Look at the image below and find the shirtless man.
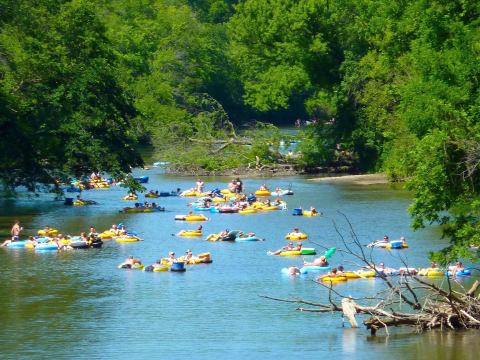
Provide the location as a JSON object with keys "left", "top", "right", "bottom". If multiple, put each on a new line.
{"left": 11, "top": 220, "right": 22, "bottom": 241}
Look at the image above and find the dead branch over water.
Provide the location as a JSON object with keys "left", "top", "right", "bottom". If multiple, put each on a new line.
{"left": 262, "top": 213, "right": 480, "bottom": 335}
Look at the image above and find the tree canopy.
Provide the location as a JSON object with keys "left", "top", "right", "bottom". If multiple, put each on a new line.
{"left": 1, "top": 0, "right": 480, "bottom": 261}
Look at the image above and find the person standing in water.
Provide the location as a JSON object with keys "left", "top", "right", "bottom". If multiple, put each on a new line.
{"left": 11, "top": 220, "right": 22, "bottom": 241}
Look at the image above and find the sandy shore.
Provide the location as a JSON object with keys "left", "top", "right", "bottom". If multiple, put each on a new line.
{"left": 308, "top": 173, "right": 388, "bottom": 185}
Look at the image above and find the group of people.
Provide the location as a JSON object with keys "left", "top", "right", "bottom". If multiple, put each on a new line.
{"left": 121, "top": 249, "right": 199, "bottom": 270}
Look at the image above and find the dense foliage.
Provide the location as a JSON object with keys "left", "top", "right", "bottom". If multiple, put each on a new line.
{"left": 1, "top": 0, "right": 479, "bottom": 261}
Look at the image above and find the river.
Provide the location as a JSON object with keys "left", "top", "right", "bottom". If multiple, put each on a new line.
{"left": 0, "top": 171, "right": 478, "bottom": 359}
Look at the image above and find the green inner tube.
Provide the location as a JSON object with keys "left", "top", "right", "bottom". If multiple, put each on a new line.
{"left": 301, "top": 248, "right": 316, "bottom": 255}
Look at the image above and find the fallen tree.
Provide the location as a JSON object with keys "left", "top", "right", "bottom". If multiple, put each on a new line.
{"left": 262, "top": 214, "right": 480, "bottom": 335}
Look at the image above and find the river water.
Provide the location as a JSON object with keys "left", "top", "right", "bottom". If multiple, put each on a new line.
{"left": 0, "top": 171, "right": 478, "bottom": 359}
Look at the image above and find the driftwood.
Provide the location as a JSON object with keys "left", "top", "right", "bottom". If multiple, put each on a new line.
{"left": 262, "top": 212, "right": 480, "bottom": 335}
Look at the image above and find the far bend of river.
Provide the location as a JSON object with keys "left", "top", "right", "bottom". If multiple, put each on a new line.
{"left": 0, "top": 171, "right": 479, "bottom": 359}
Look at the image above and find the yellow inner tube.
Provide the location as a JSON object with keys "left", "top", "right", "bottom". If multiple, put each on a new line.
{"left": 122, "top": 196, "right": 138, "bottom": 201}
{"left": 38, "top": 229, "right": 59, "bottom": 236}
{"left": 153, "top": 266, "right": 169, "bottom": 272}
{"left": 239, "top": 209, "right": 257, "bottom": 214}
{"left": 145, "top": 193, "right": 160, "bottom": 198}
{"left": 279, "top": 250, "right": 302, "bottom": 256}
{"left": 285, "top": 233, "right": 308, "bottom": 240}
{"left": 185, "top": 215, "right": 207, "bottom": 221}
{"left": 321, "top": 276, "right": 348, "bottom": 282}
{"left": 206, "top": 234, "right": 221, "bottom": 242}
{"left": 262, "top": 206, "right": 280, "bottom": 211}
{"left": 212, "top": 197, "right": 227, "bottom": 203}
{"left": 178, "top": 231, "right": 203, "bottom": 237}
{"left": 73, "top": 201, "right": 86, "bottom": 206}
{"left": 303, "top": 211, "right": 318, "bottom": 217}
{"left": 255, "top": 190, "right": 271, "bottom": 196}
{"left": 344, "top": 271, "right": 361, "bottom": 279}
{"left": 99, "top": 231, "right": 115, "bottom": 239}
{"left": 115, "top": 237, "right": 140, "bottom": 243}
{"left": 356, "top": 271, "right": 376, "bottom": 278}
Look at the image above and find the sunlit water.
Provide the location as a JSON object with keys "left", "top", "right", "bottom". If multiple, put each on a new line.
{"left": 0, "top": 171, "right": 478, "bottom": 359}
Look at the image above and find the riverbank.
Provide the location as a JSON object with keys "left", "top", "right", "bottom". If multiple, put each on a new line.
{"left": 308, "top": 173, "right": 389, "bottom": 185}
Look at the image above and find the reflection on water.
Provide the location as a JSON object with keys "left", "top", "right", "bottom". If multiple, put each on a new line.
{"left": 0, "top": 172, "right": 478, "bottom": 359}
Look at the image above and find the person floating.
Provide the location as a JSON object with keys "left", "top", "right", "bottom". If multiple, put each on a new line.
{"left": 304, "top": 255, "right": 329, "bottom": 267}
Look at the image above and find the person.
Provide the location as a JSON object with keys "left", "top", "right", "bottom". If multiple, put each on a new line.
{"left": 88, "top": 226, "right": 97, "bottom": 237}
{"left": 196, "top": 225, "right": 203, "bottom": 231}
{"left": 259, "top": 184, "right": 269, "bottom": 191}
{"left": 164, "top": 251, "right": 176, "bottom": 265}
{"left": 319, "top": 267, "right": 340, "bottom": 280}
{"left": 337, "top": 266, "right": 345, "bottom": 275}
{"left": 80, "top": 232, "right": 89, "bottom": 243}
{"left": 247, "top": 193, "right": 257, "bottom": 202}
{"left": 11, "top": 220, "right": 22, "bottom": 241}
{"left": 451, "top": 261, "right": 464, "bottom": 273}
{"left": 310, "top": 207, "right": 318, "bottom": 215}
{"left": 110, "top": 224, "right": 121, "bottom": 236}
{"left": 235, "top": 178, "right": 243, "bottom": 193}
{"left": 295, "top": 118, "right": 301, "bottom": 128}
{"left": 287, "top": 266, "right": 301, "bottom": 276}
{"left": 152, "top": 260, "right": 164, "bottom": 270}
{"left": 27, "top": 236, "right": 38, "bottom": 247}
{"left": 430, "top": 261, "right": 438, "bottom": 269}
{"left": 271, "top": 242, "right": 294, "bottom": 255}
{"left": 184, "top": 249, "right": 195, "bottom": 263}
{"left": 292, "top": 242, "right": 302, "bottom": 251}
{"left": 400, "top": 236, "right": 407, "bottom": 246}
{"left": 304, "top": 255, "right": 328, "bottom": 267}
{"left": 195, "top": 179, "right": 204, "bottom": 193}
{"left": 228, "top": 180, "right": 237, "bottom": 193}
{"left": 121, "top": 255, "right": 141, "bottom": 268}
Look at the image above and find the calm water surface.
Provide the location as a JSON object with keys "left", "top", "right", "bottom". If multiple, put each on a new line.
{"left": 0, "top": 171, "right": 478, "bottom": 359}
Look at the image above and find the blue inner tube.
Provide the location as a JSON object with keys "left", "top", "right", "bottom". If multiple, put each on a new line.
{"left": 35, "top": 244, "right": 58, "bottom": 251}
{"left": 235, "top": 236, "right": 260, "bottom": 242}
{"left": 193, "top": 207, "right": 211, "bottom": 211}
{"left": 170, "top": 262, "right": 186, "bottom": 272}
{"left": 6, "top": 240, "right": 28, "bottom": 248}
{"left": 209, "top": 208, "right": 220, "bottom": 213}
{"left": 447, "top": 269, "right": 471, "bottom": 277}
{"left": 292, "top": 208, "right": 303, "bottom": 216}
{"left": 300, "top": 265, "right": 331, "bottom": 274}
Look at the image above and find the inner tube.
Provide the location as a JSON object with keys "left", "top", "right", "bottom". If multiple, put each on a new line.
{"left": 145, "top": 193, "right": 160, "bottom": 198}
{"left": 6, "top": 240, "right": 28, "bottom": 248}
{"left": 300, "top": 265, "right": 331, "bottom": 274}
{"left": 185, "top": 215, "right": 208, "bottom": 222}
{"left": 344, "top": 272, "right": 361, "bottom": 279}
{"left": 69, "top": 240, "right": 89, "bottom": 249}
{"left": 255, "top": 190, "right": 271, "bottom": 196}
{"left": 235, "top": 236, "right": 260, "bottom": 242}
{"left": 35, "top": 243, "right": 58, "bottom": 251}
{"left": 122, "top": 196, "right": 138, "bottom": 201}
{"left": 115, "top": 236, "right": 141, "bottom": 243}
{"left": 239, "top": 209, "right": 256, "bottom": 214}
{"left": 279, "top": 250, "right": 301, "bottom": 256}
{"left": 285, "top": 233, "right": 308, "bottom": 240}
{"left": 447, "top": 269, "right": 471, "bottom": 277}
{"left": 37, "top": 229, "right": 59, "bottom": 236}
{"left": 170, "top": 262, "right": 186, "bottom": 272}
{"left": 178, "top": 231, "right": 203, "bottom": 237}
{"left": 321, "top": 276, "right": 347, "bottom": 283}
{"left": 153, "top": 265, "right": 169, "bottom": 272}
{"left": 302, "top": 211, "right": 318, "bottom": 217}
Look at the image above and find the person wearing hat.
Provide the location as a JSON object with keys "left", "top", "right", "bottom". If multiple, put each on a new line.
{"left": 163, "top": 251, "right": 176, "bottom": 265}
